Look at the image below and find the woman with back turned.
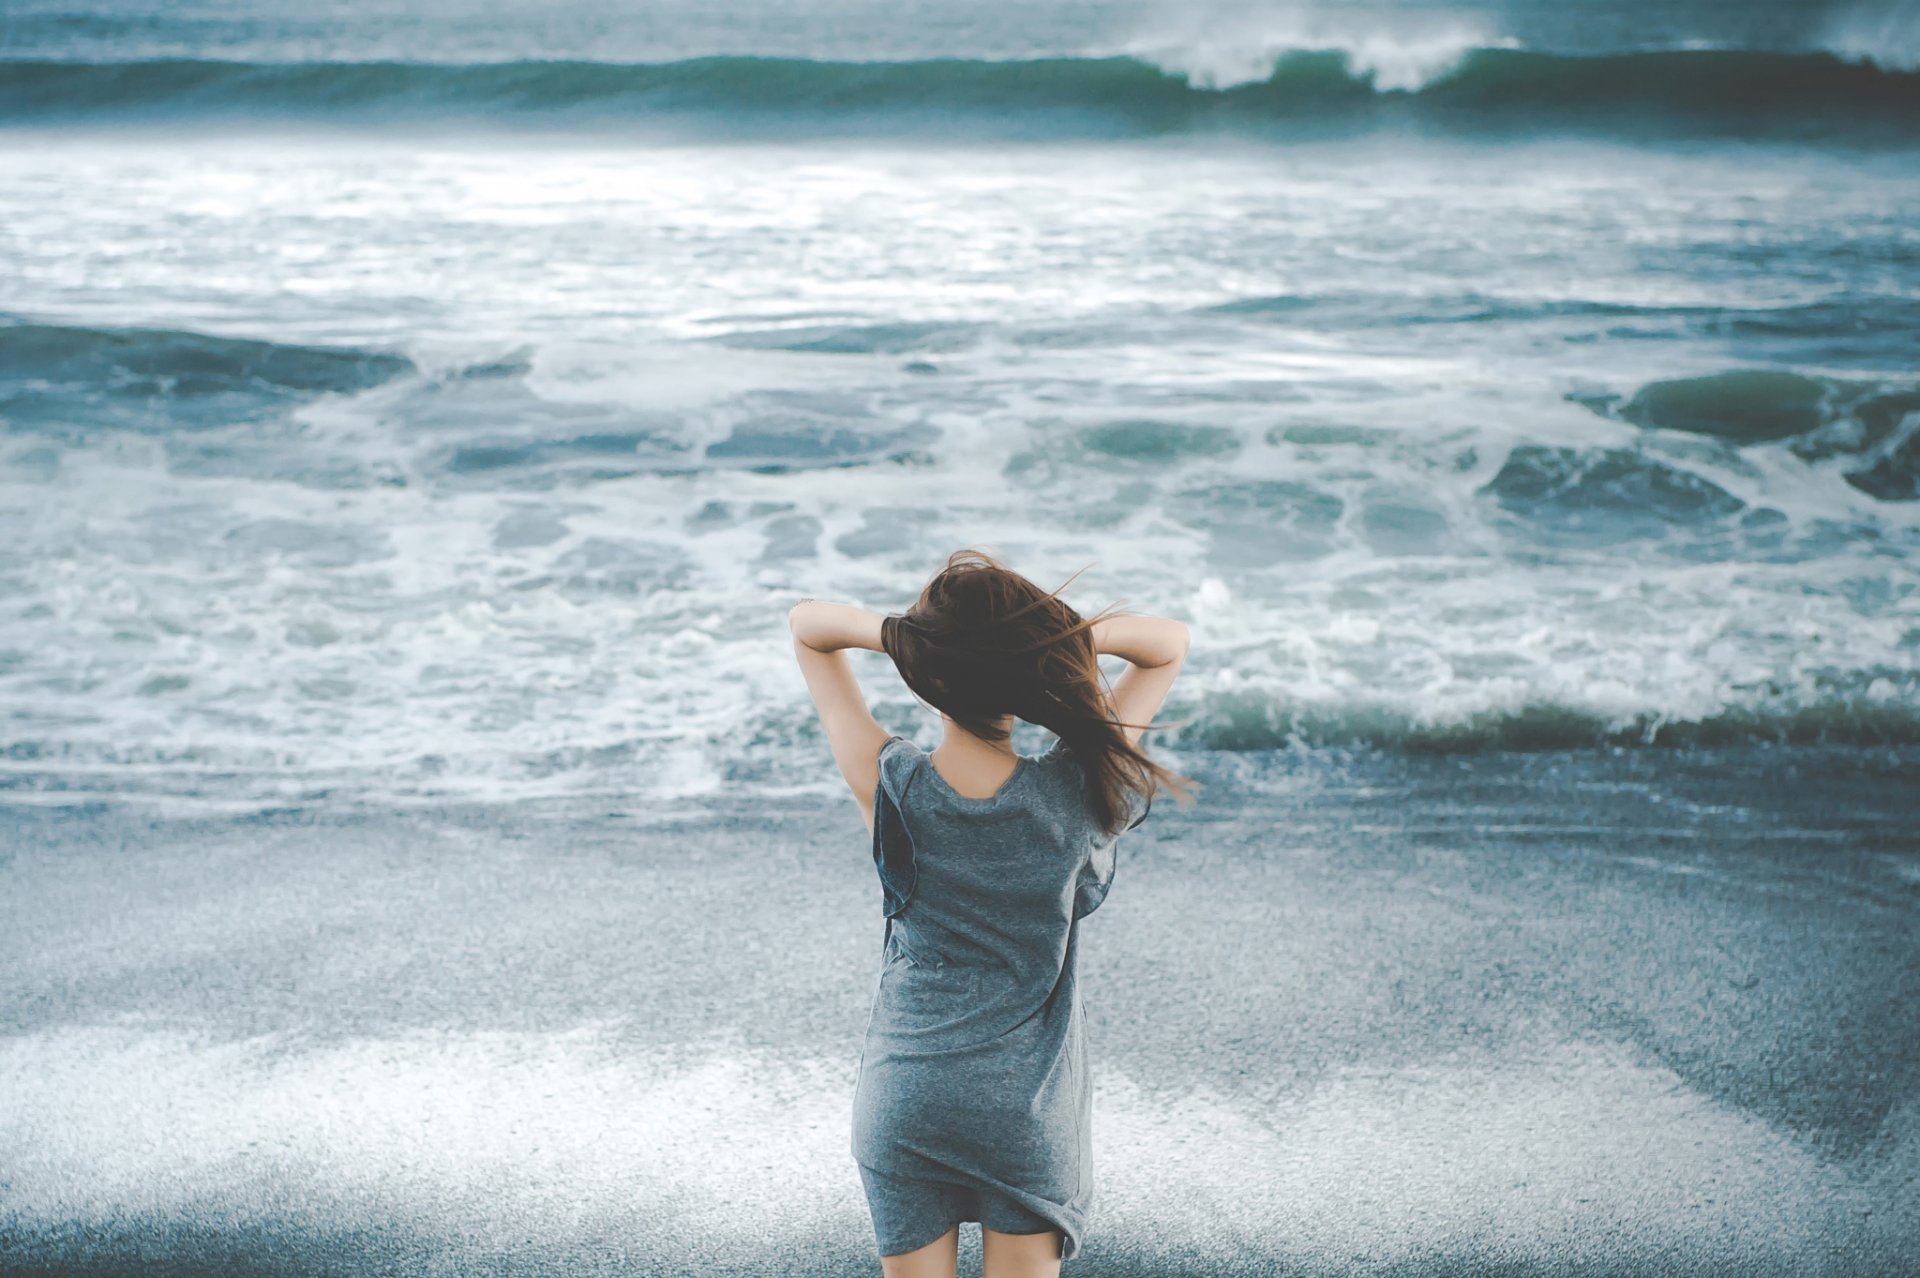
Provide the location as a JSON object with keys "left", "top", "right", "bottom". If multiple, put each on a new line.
{"left": 789, "top": 548, "right": 1196, "bottom": 1277}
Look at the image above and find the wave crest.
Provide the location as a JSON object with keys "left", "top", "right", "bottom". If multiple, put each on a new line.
{"left": 1822, "top": 2, "right": 1920, "bottom": 73}
{"left": 1120, "top": 17, "right": 1511, "bottom": 92}
{"left": 1189, "top": 689, "right": 1920, "bottom": 754}
{"left": 0, "top": 50, "right": 1914, "bottom": 140}
{"left": 0, "top": 319, "right": 414, "bottom": 433}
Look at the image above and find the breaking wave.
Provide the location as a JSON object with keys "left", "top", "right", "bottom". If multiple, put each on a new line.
{"left": 0, "top": 49, "right": 1915, "bottom": 140}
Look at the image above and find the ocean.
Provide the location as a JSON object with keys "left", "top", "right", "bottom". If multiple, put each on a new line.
{"left": 4, "top": 6, "right": 1920, "bottom": 1274}
{"left": 2, "top": 0, "right": 1917, "bottom": 812}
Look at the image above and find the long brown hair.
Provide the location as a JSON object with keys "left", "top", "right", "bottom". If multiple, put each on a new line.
{"left": 881, "top": 548, "right": 1198, "bottom": 836}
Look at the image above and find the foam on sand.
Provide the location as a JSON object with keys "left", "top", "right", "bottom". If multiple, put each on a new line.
{"left": 0, "top": 1024, "right": 1902, "bottom": 1270}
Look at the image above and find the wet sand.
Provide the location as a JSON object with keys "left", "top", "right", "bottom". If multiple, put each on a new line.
{"left": 2, "top": 747, "right": 1917, "bottom": 1276}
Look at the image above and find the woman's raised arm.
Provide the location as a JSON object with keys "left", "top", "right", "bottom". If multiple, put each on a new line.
{"left": 789, "top": 600, "right": 892, "bottom": 829}
{"left": 1091, "top": 614, "right": 1190, "bottom": 749}
{"left": 789, "top": 599, "right": 886, "bottom": 655}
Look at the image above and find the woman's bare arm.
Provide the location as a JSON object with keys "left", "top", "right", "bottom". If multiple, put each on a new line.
{"left": 789, "top": 600, "right": 891, "bottom": 831}
{"left": 1091, "top": 614, "right": 1190, "bottom": 748}
{"left": 789, "top": 600, "right": 886, "bottom": 655}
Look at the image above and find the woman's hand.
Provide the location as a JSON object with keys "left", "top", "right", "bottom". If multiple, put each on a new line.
{"left": 789, "top": 599, "right": 887, "bottom": 654}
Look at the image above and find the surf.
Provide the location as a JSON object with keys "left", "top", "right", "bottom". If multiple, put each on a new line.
{"left": 2, "top": 49, "right": 1915, "bottom": 141}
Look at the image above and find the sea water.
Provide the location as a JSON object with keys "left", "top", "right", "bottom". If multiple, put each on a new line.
{"left": 1, "top": 0, "right": 1916, "bottom": 811}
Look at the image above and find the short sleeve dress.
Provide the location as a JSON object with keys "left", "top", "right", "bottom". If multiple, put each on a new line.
{"left": 851, "top": 733, "right": 1152, "bottom": 1261}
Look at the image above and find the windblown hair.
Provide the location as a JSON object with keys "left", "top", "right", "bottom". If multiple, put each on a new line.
{"left": 881, "top": 548, "right": 1197, "bottom": 837}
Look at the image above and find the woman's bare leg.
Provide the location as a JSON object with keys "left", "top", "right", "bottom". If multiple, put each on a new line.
{"left": 981, "top": 1226, "right": 1062, "bottom": 1278}
{"left": 879, "top": 1226, "right": 959, "bottom": 1278}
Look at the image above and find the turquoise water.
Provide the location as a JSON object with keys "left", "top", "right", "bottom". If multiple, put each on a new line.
{"left": 0, "top": 2, "right": 1917, "bottom": 809}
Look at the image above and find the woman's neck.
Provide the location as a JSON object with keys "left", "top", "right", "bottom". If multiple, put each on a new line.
{"left": 929, "top": 716, "right": 1020, "bottom": 799}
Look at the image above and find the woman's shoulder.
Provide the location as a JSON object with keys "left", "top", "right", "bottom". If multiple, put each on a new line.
{"left": 1035, "top": 733, "right": 1074, "bottom": 771}
{"left": 877, "top": 733, "right": 921, "bottom": 792}
{"left": 1028, "top": 735, "right": 1090, "bottom": 811}
{"left": 1036, "top": 735, "right": 1151, "bottom": 835}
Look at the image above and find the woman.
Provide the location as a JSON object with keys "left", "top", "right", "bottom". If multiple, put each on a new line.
{"left": 789, "top": 548, "right": 1196, "bottom": 1277}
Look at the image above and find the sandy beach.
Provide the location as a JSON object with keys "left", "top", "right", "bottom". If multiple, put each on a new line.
{"left": 4, "top": 746, "right": 1915, "bottom": 1276}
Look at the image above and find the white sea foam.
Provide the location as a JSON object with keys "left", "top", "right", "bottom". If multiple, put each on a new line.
{"left": 0, "top": 138, "right": 1916, "bottom": 811}
{"left": 0, "top": 1023, "right": 1895, "bottom": 1266}
{"left": 1118, "top": 1, "right": 1513, "bottom": 91}
{"left": 1821, "top": 2, "right": 1920, "bottom": 73}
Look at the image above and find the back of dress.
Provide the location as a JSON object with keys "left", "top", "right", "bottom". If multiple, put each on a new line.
{"left": 851, "top": 731, "right": 1151, "bottom": 1262}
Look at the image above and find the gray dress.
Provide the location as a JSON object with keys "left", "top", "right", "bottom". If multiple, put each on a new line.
{"left": 851, "top": 732, "right": 1151, "bottom": 1261}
